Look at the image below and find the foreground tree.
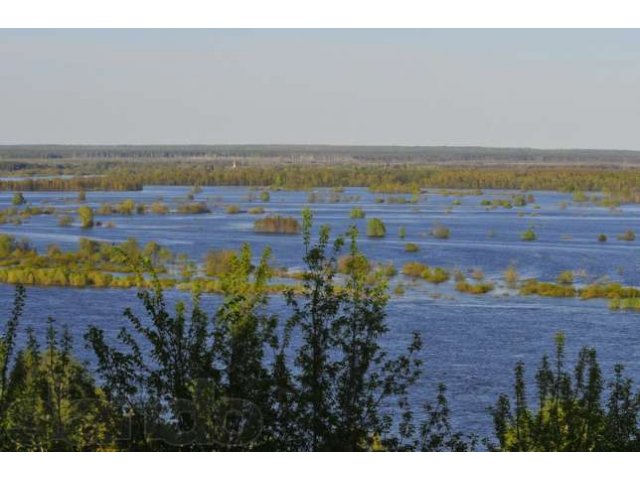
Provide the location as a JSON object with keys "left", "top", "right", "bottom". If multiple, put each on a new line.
{"left": 493, "top": 333, "right": 640, "bottom": 451}
{"left": 0, "top": 286, "right": 116, "bottom": 451}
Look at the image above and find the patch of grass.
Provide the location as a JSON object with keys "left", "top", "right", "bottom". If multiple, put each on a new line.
{"left": 404, "top": 243, "right": 419, "bottom": 253}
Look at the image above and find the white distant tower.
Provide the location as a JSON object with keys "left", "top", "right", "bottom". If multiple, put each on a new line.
{"left": 232, "top": 160, "right": 237, "bottom": 169}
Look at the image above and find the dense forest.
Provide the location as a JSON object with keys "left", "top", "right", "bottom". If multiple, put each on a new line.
{"left": 1, "top": 213, "right": 640, "bottom": 451}
{"left": 2, "top": 146, "right": 640, "bottom": 203}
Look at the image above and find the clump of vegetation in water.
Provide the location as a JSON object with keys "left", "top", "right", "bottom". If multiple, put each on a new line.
{"left": 11, "top": 192, "right": 25, "bottom": 206}
{"left": 118, "top": 199, "right": 136, "bottom": 215}
{"left": 259, "top": 191, "right": 270, "bottom": 202}
{"left": 404, "top": 243, "right": 419, "bottom": 253}
{"left": 401, "top": 262, "right": 449, "bottom": 284}
{"left": 609, "top": 297, "right": 640, "bottom": 311}
{"left": 430, "top": 224, "right": 450, "bottom": 239}
{"left": 176, "top": 202, "right": 210, "bottom": 214}
{"left": 617, "top": 230, "right": 636, "bottom": 241}
{"left": 248, "top": 206, "right": 265, "bottom": 214}
{"left": 512, "top": 194, "right": 527, "bottom": 207}
{"left": 455, "top": 280, "right": 494, "bottom": 294}
{"left": 556, "top": 270, "right": 575, "bottom": 285}
{"left": 519, "top": 279, "right": 576, "bottom": 297}
{"left": 349, "top": 207, "right": 365, "bottom": 219}
{"left": 598, "top": 233, "right": 607, "bottom": 242}
{"left": 366, "top": 218, "right": 386, "bottom": 238}
{"left": 150, "top": 201, "right": 169, "bottom": 214}
{"left": 78, "top": 205, "right": 94, "bottom": 229}
{"left": 226, "top": 204, "right": 242, "bottom": 214}
{"left": 399, "top": 226, "right": 406, "bottom": 239}
{"left": 254, "top": 215, "right": 300, "bottom": 234}
{"left": 77, "top": 190, "right": 86, "bottom": 202}
{"left": 504, "top": 265, "right": 519, "bottom": 288}
{"left": 521, "top": 227, "right": 537, "bottom": 241}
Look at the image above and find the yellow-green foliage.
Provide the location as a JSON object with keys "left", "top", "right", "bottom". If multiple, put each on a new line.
{"left": 556, "top": 270, "right": 575, "bottom": 285}
{"left": 254, "top": 215, "right": 300, "bottom": 234}
{"left": 520, "top": 279, "right": 576, "bottom": 297}
{"left": 77, "top": 205, "right": 94, "bottom": 229}
{"left": 404, "top": 243, "right": 419, "bottom": 253}
{"left": 617, "top": 230, "right": 636, "bottom": 241}
{"left": 402, "top": 262, "right": 429, "bottom": 278}
{"left": 521, "top": 228, "right": 537, "bottom": 241}
{"left": 338, "top": 254, "right": 371, "bottom": 276}
{"left": 150, "top": 201, "right": 169, "bottom": 214}
{"left": 248, "top": 206, "right": 265, "bottom": 214}
{"left": 401, "top": 262, "right": 449, "bottom": 284}
{"left": 366, "top": 218, "right": 386, "bottom": 237}
{"left": 225, "top": 204, "right": 242, "bottom": 214}
{"left": 204, "top": 249, "right": 237, "bottom": 277}
{"left": 177, "top": 202, "right": 210, "bottom": 214}
{"left": 455, "top": 280, "right": 494, "bottom": 294}
{"left": 504, "top": 265, "right": 519, "bottom": 288}
{"left": 349, "top": 207, "right": 366, "bottom": 219}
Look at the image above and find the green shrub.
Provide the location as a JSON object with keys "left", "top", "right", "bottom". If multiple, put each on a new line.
{"left": 617, "top": 230, "right": 636, "bottom": 241}
{"left": 404, "top": 243, "right": 419, "bottom": 253}
{"left": 456, "top": 280, "right": 494, "bottom": 294}
{"left": 556, "top": 270, "right": 575, "bottom": 285}
{"left": 254, "top": 215, "right": 300, "bottom": 234}
{"left": 177, "top": 202, "right": 211, "bottom": 214}
{"left": 226, "top": 204, "right": 242, "bottom": 214}
{"left": 11, "top": 192, "right": 25, "bottom": 206}
{"left": 366, "top": 218, "right": 386, "bottom": 238}
{"left": 349, "top": 207, "right": 366, "bottom": 219}
{"left": 204, "top": 249, "right": 237, "bottom": 277}
{"left": 78, "top": 205, "right": 94, "bottom": 229}
{"left": 150, "top": 202, "right": 169, "bottom": 214}
{"left": 521, "top": 228, "right": 537, "bottom": 241}
{"left": 248, "top": 206, "right": 265, "bottom": 214}
{"left": 259, "top": 191, "right": 271, "bottom": 202}
{"left": 504, "top": 265, "right": 519, "bottom": 288}
{"left": 597, "top": 233, "right": 607, "bottom": 242}
{"left": 337, "top": 254, "right": 371, "bottom": 275}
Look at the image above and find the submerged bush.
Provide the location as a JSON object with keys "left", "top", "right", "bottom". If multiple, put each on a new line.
{"left": 556, "top": 270, "right": 575, "bottom": 285}
{"left": 430, "top": 224, "right": 450, "bottom": 239}
{"left": 254, "top": 215, "right": 300, "bottom": 234}
{"left": 366, "top": 218, "right": 386, "bottom": 238}
{"left": 617, "top": 230, "right": 636, "bottom": 241}
{"left": 177, "top": 202, "right": 210, "bottom": 214}
{"left": 521, "top": 228, "right": 537, "bottom": 241}
{"left": 504, "top": 265, "right": 519, "bottom": 288}
{"left": 404, "top": 243, "right": 419, "bottom": 253}
{"left": 349, "top": 207, "right": 366, "bottom": 219}
{"left": 455, "top": 280, "right": 494, "bottom": 294}
{"left": 519, "top": 279, "right": 576, "bottom": 297}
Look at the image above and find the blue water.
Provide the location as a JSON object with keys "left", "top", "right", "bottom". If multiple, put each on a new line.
{"left": 1, "top": 186, "right": 639, "bottom": 438}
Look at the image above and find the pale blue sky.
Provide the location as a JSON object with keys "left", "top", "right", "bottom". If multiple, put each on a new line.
{"left": 1, "top": 29, "right": 639, "bottom": 149}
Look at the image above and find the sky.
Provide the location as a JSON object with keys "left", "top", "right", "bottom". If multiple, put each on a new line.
{"left": 1, "top": 29, "right": 639, "bottom": 149}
